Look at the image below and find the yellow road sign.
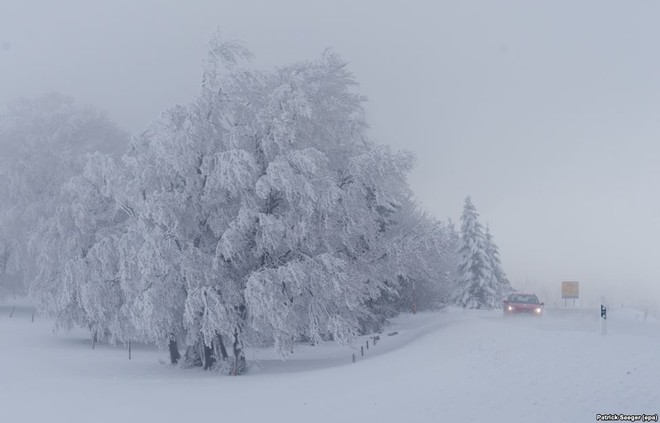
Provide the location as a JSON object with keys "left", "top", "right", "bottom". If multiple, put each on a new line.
{"left": 562, "top": 281, "right": 579, "bottom": 299}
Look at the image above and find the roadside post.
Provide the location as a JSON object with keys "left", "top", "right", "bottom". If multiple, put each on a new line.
{"left": 600, "top": 297, "right": 607, "bottom": 335}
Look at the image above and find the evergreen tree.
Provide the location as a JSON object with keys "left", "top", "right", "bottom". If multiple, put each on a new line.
{"left": 444, "top": 218, "right": 461, "bottom": 297}
{"left": 484, "top": 224, "right": 513, "bottom": 300}
{"left": 454, "top": 196, "right": 498, "bottom": 309}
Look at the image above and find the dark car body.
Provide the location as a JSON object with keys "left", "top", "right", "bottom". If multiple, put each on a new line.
{"left": 503, "top": 293, "right": 544, "bottom": 316}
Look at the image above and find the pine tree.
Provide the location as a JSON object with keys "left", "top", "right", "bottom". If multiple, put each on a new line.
{"left": 454, "top": 196, "right": 499, "bottom": 309}
{"left": 484, "top": 224, "right": 513, "bottom": 301}
{"left": 444, "top": 219, "right": 461, "bottom": 296}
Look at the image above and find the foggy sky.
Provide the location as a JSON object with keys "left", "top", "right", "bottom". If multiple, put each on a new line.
{"left": 2, "top": 0, "right": 659, "bottom": 305}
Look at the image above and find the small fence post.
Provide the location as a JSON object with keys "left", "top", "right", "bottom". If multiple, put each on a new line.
{"left": 352, "top": 353, "right": 356, "bottom": 363}
{"left": 128, "top": 340, "right": 132, "bottom": 360}
{"left": 366, "top": 340, "right": 369, "bottom": 350}
{"left": 361, "top": 346, "right": 364, "bottom": 357}
{"left": 31, "top": 309, "right": 35, "bottom": 323}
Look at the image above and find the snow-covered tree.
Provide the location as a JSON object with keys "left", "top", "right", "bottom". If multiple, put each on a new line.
{"left": 30, "top": 153, "right": 132, "bottom": 343}
{"left": 113, "top": 34, "right": 439, "bottom": 371}
{"left": 444, "top": 218, "right": 461, "bottom": 290}
{"left": 454, "top": 196, "right": 500, "bottom": 309}
{"left": 484, "top": 224, "right": 513, "bottom": 300}
{"left": 372, "top": 203, "right": 457, "bottom": 318}
{"left": 0, "top": 93, "right": 128, "bottom": 298}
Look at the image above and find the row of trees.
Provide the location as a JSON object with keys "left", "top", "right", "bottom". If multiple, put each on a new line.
{"left": 0, "top": 35, "right": 511, "bottom": 371}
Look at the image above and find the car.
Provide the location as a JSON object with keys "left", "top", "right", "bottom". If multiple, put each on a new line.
{"left": 502, "top": 293, "right": 544, "bottom": 316}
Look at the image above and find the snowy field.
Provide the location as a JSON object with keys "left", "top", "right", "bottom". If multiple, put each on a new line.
{"left": 1, "top": 301, "right": 658, "bottom": 423}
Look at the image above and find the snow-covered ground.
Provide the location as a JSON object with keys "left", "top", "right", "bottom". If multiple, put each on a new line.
{"left": 1, "top": 301, "right": 658, "bottom": 423}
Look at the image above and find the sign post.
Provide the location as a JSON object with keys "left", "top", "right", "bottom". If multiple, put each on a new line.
{"left": 561, "top": 281, "right": 579, "bottom": 306}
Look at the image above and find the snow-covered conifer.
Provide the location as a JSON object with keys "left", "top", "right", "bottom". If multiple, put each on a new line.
{"left": 484, "top": 224, "right": 513, "bottom": 301}
{"left": 454, "top": 196, "right": 499, "bottom": 309}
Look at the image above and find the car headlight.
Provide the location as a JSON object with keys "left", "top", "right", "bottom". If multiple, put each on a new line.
{"left": 535, "top": 308, "right": 542, "bottom": 313}
{"left": 508, "top": 306, "right": 513, "bottom": 311}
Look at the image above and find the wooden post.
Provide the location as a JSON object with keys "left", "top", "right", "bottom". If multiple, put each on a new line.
{"left": 366, "top": 340, "right": 369, "bottom": 350}
{"left": 128, "top": 341, "right": 132, "bottom": 360}
{"left": 361, "top": 346, "right": 364, "bottom": 357}
{"left": 352, "top": 353, "right": 356, "bottom": 363}
{"left": 31, "top": 309, "right": 35, "bottom": 323}
{"left": 9, "top": 306, "right": 15, "bottom": 318}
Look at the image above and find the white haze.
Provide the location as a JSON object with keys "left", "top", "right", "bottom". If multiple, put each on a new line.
{"left": 1, "top": 0, "right": 659, "bottom": 306}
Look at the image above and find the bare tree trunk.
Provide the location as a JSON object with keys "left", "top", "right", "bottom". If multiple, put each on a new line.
{"left": 232, "top": 327, "right": 246, "bottom": 375}
{"left": 168, "top": 333, "right": 181, "bottom": 365}
{"left": 214, "top": 332, "right": 228, "bottom": 361}
{"left": 202, "top": 339, "right": 215, "bottom": 370}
